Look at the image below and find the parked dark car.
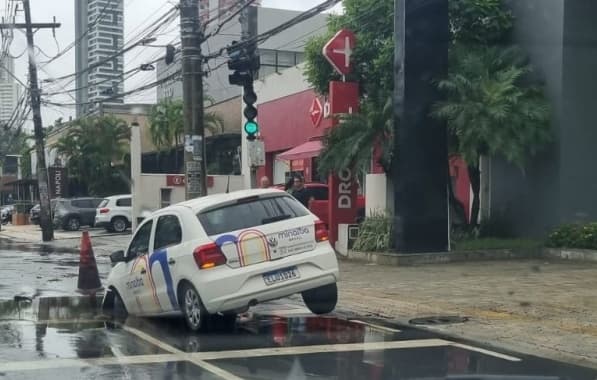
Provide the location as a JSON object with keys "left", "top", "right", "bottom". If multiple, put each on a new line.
{"left": 29, "top": 200, "right": 58, "bottom": 225}
{"left": 53, "top": 198, "right": 104, "bottom": 231}
{"left": 1, "top": 205, "right": 14, "bottom": 225}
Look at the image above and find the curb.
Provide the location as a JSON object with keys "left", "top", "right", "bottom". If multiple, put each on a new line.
{"left": 340, "top": 247, "right": 597, "bottom": 266}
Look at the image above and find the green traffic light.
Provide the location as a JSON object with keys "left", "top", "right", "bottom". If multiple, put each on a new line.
{"left": 244, "top": 121, "right": 259, "bottom": 135}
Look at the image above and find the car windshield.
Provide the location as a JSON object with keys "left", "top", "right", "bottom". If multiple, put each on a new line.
{"left": 197, "top": 195, "right": 308, "bottom": 236}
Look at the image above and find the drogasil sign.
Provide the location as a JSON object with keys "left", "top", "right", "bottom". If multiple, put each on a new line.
{"left": 337, "top": 168, "right": 352, "bottom": 209}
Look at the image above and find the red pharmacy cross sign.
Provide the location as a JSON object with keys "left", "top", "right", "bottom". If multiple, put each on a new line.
{"left": 322, "top": 29, "right": 356, "bottom": 76}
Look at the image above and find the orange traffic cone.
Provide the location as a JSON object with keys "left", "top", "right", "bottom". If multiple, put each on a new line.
{"left": 77, "top": 230, "right": 103, "bottom": 295}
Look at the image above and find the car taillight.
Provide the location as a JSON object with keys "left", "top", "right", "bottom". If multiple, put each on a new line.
{"left": 99, "top": 208, "right": 110, "bottom": 214}
{"left": 193, "top": 243, "right": 227, "bottom": 269}
{"left": 315, "top": 220, "right": 328, "bottom": 242}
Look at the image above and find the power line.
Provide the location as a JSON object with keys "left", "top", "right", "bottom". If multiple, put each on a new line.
{"left": 40, "top": 0, "right": 116, "bottom": 67}
{"left": 203, "top": 0, "right": 342, "bottom": 63}
{"left": 47, "top": 6, "right": 178, "bottom": 83}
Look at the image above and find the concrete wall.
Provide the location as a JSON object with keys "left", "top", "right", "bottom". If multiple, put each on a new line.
{"left": 491, "top": 0, "right": 597, "bottom": 236}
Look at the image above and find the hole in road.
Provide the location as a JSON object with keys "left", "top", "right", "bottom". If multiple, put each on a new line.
{"left": 409, "top": 315, "right": 469, "bottom": 325}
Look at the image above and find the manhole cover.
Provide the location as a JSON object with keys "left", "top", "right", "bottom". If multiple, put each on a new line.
{"left": 409, "top": 316, "right": 469, "bottom": 325}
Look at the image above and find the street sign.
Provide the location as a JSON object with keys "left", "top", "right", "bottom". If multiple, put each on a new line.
{"left": 322, "top": 29, "right": 356, "bottom": 76}
{"left": 247, "top": 139, "right": 265, "bottom": 167}
{"left": 309, "top": 97, "right": 323, "bottom": 127}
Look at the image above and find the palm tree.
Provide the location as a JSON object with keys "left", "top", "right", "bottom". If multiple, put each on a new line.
{"left": 149, "top": 98, "right": 224, "bottom": 151}
{"left": 56, "top": 116, "right": 130, "bottom": 195}
{"left": 433, "top": 45, "right": 551, "bottom": 225}
{"left": 318, "top": 97, "right": 393, "bottom": 176}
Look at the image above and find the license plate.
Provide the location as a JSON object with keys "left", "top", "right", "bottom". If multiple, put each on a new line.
{"left": 262, "top": 266, "right": 300, "bottom": 286}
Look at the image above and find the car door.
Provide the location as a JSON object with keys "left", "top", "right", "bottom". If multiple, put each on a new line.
{"left": 150, "top": 214, "right": 183, "bottom": 313}
{"left": 116, "top": 197, "right": 132, "bottom": 223}
{"left": 88, "top": 198, "right": 103, "bottom": 226}
{"left": 117, "top": 219, "right": 155, "bottom": 315}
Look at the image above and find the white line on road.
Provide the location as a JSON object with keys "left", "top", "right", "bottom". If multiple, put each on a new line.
{"left": 0, "top": 339, "right": 451, "bottom": 373}
{"left": 450, "top": 342, "right": 521, "bottom": 362}
{"left": 349, "top": 319, "right": 402, "bottom": 333}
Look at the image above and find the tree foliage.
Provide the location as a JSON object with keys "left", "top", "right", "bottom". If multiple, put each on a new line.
{"left": 148, "top": 98, "right": 225, "bottom": 152}
{"left": 449, "top": 0, "right": 513, "bottom": 45}
{"left": 55, "top": 116, "right": 130, "bottom": 196}
{"left": 318, "top": 98, "right": 393, "bottom": 175}
{"left": 306, "top": 0, "right": 394, "bottom": 175}
{"left": 433, "top": 45, "right": 551, "bottom": 168}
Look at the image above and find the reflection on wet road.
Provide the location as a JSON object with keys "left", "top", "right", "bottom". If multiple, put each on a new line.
{"left": 0, "top": 296, "right": 596, "bottom": 379}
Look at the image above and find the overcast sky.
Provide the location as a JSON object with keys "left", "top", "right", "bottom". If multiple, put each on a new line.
{"left": 5, "top": 0, "right": 339, "bottom": 129}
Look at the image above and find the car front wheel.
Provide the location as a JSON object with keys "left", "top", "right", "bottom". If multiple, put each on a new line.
{"left": 180, "top": 282, "right": 210, "bottom": 332}
{"left": 302, "top": 283, "right": 338, "bottom": 315}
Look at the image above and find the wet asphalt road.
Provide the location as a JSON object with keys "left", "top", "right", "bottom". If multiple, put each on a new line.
{"left": 1, "top": 244, "right": 597, "bottom": 379}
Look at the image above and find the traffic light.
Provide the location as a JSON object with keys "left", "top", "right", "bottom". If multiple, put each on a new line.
{"left": 243, "top": 84, "right": 258, "bottom": 141}
{"left": 227, "top": 40, "right": 260, "bottom": 87}
{"left": 227, "top": 40, "right": 260, "bottom": 141}
{"left": 165, "top": 44, "right": 176, "bottom": 65}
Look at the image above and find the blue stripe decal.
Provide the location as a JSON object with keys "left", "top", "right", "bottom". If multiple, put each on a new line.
{"left": 149, "top": 249, "right": 178, "bottom": 310}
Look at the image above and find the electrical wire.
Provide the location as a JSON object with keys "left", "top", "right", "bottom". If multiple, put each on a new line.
{"left": 46, "top": 6, "right": 179, "bottom": 83}
{"left": 40, "top": 0, "right": 117, "bottom": 67}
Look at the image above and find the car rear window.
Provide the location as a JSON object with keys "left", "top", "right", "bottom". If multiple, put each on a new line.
{"left": 197, "top": 195, "right": 309, "bottom": 236}
{"left": 98, "top": 199, "right": 109, "bottom": 208}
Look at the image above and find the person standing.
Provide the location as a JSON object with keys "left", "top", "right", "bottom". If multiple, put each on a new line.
{"left": 260, "top": 176, "right": 271, "bottom": 189}
{"left": 291, "top": 176, "right": 314, "bottom": 208}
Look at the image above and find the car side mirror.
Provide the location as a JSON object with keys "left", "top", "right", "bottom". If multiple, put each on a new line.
{"left": 110, "top": 250, "right": 125, "bottom": 263}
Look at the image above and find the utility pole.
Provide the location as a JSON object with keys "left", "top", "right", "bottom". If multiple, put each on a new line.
{"left": 180, "top": 0, "right": 206, "bottom": 200}
{"left": 1, "top": 0, "right": 60, "bottom": 241}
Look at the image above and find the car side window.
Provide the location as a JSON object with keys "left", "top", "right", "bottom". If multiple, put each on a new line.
{"left": 91, "top": 198, "right": 104, "bottom": 208}
{"left": 154, "top": 215, "right": 182, "bottom": 250}
{"left": 71, "top": 200, "right": 86, "bottom": 208}
{"left": 127, "top": 220, "right": 153, "bottom": 260}
{"left": 116, "top": 197, "right": 131, "bottom": 207}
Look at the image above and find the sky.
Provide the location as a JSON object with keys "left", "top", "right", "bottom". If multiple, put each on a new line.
{"left": 4, "top": 0, "right": 339, "bottom": 130}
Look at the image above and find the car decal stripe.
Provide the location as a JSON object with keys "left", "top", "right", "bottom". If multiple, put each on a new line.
{"left": 149, "top": 249, "right": 178, "bottom": 310}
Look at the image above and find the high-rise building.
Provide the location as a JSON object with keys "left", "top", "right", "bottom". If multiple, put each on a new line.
{"left": 0, "top": 56, "right": 20, "bottom": 125}
{"left": 75, "top": 0, "right": 124, "bottom": 117}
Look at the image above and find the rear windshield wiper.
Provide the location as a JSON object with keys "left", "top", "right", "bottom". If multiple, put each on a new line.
{"left": 261, "top": 214, "right": 292, "bottom": 224}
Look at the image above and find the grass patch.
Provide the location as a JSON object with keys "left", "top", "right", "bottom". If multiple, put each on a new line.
{"left": 453, "top": 238, "right": 543, "bottom": 251}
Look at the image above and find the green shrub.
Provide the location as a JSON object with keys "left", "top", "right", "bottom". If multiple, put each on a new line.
{"left": 547, "top": 223, "right": 597, "bottom": 249}
{"left": 353, "top": 210, "right": 392, "bottom": 252}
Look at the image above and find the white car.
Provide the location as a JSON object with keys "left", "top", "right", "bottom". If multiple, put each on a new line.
{"left": 102, "top": 189, "right": 339, "bottom": 331}
{"left": 95, "top": 195, "right": 132, "bottom": 233}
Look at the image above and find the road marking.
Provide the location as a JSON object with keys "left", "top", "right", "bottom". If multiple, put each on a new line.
{"left": 349, "top": 319, "right": 402, "bottom": 333}
{"left": 121, "top": 324, "right": 243, "bottom": 380}
{"left": 450, "top": 342, "right": 521, "bottom": 362}
{"left": 0, "top": 338, "right": 451, "bottom": 373}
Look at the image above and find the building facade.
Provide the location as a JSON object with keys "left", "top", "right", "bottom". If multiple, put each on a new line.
{"left": 0, "top": 56, "right": 20, "bottom": 124}
{"left": 75, "top": 0, "right": 125, "bottom": 117}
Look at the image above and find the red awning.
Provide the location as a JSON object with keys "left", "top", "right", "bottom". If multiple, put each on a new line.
{"left": 276, "top": 140, "right": 322, "bottom": 161}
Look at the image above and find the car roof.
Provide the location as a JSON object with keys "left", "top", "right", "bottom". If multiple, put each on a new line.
{"left": 103, "top": 194, "right": 132, "bottom": 200}
{"left": 170, "top": 188, "right": 288, "bottom": 214}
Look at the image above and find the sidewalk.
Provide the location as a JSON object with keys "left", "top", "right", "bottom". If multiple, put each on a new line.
{"left": 336, "top": 259, "right": 597, "bottom": 369}
{"left": 0, "top": 224, "right": 130, "bottom": 256}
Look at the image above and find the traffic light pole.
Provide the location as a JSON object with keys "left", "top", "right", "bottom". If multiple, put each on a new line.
{"left": 180, "top": 0, "right": 207, "bottom": 200}
{"left": 240, "top": 5, "right": 259, "bottom": 189}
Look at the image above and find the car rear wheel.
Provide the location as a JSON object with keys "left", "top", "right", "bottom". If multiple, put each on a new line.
{"left": 111, "top": 217, "right": 127, "bottom": 233}
{"left": 302, "top": 283, "right": 338, "bottom": 315}
{"left": 180, "top": 282, "right": 210, "bottom": 332}
{"left": 65, "top": 217, "right": 80, "bottom": 231}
